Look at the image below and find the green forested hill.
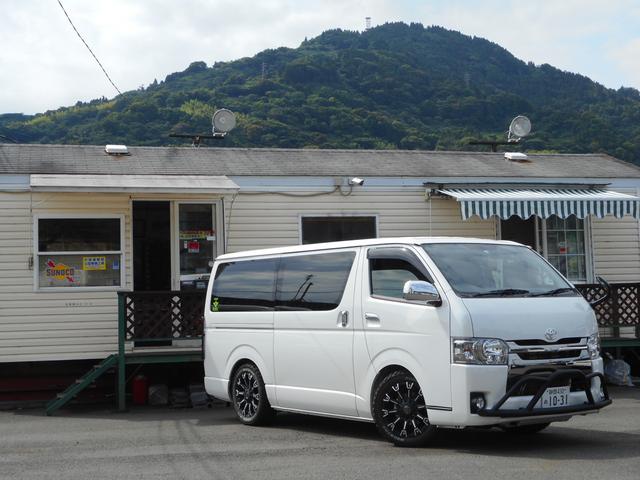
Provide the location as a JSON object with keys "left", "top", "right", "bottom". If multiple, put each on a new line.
{"left": 2, "top": 22, "right": 640, "bottom": 163}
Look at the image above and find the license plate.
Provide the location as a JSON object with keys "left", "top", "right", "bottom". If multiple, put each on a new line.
{"left": 538, "top": 386, "right": 570, "bottom": 408}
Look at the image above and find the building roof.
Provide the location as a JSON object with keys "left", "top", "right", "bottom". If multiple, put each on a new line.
{"left": 1, "top": 143, "right": 639, "bottom": 179}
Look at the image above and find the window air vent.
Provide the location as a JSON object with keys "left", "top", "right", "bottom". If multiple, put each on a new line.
{"left": 105, "top": 144, "right": 129, "bottom": 155}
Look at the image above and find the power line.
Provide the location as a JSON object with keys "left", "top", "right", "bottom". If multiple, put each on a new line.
{"left": 56, "top": 0, "right": 122, "bottom": 95}
{"left": 0, "top": 134, "right": 18, "bottom": 143}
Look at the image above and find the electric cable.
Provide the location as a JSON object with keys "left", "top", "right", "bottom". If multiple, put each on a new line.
{"left": 0, "top": 134, "right": 18, "bottom": 143}
{"left": 56, "top": 0, "right": 122, "bottom": 95}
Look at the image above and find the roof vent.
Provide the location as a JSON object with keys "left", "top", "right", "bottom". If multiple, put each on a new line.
{"left": 504, "top": 152, "right": 529, "bottom": 163}
{"left": 105, "top": 144, "right": 129, "bottom": 155}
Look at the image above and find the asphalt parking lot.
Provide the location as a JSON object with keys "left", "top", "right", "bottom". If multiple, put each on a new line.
{"left": 1, "top": 387, "right": 639, "bottom": 480}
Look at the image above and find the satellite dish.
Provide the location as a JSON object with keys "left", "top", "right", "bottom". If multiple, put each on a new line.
{"left": 508, "top": 115, "right": 532, "bottom": 141}
{"left": 212, "top": 109, "right": 236, "bottom": 134}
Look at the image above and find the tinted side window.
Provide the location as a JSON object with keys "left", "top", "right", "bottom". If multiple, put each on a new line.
{"left": 370, "top": 258, "right": 428, "bottom": 299}
{"left": 211, "top": 259, "right": 277, "bottom": 311}
{"left": 276, "top": 252, "right": 356, "bottom": 311}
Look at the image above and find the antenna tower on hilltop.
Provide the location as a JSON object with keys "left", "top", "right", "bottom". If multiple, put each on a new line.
{"left": 365, "top": 17, "right": 371, "bottom": 30}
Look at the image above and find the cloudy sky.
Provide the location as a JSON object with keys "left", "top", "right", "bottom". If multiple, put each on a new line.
{"left": 2, "top": 0, "right": 640, "bottom": 114}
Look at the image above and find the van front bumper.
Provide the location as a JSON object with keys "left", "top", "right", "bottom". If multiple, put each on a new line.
{"left": 476, "top": 368, "right": 611, "bottom": 418}
{"left": 440, "top": 359, "right": 610, "bottom": 427}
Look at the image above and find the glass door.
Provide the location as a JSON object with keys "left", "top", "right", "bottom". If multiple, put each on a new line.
{"left": 537, "top": 215, "right": 588, "bottom": 283}
{"left": 177, "top": 203, "right": 218, "bottom": 290}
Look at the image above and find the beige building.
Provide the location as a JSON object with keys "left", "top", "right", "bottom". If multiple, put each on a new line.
{"left": 1, "top": 144, "right": 639, "bottom": 364}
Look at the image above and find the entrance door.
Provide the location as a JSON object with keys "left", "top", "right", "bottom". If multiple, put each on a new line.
{"left": 500, "top": 216, "right": 536, "bottom": 249}
{"left": 133, "top": 201, "right": 171, "bottom": 291}
{"left": 176, "top": 203, "right": 218, "bottom": 291}
{"left": 132, "top": 201, "right": 172, "bottom": 346}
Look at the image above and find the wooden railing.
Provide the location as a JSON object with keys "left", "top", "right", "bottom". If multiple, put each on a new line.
{"left": 115, "top": 284, "right": 640, "bottom": 345}
{"left": 117, "top": 291, "right": 206, "bottom": 344}
{"left": 575, "top": 283, "right": 640, "bottom": 338}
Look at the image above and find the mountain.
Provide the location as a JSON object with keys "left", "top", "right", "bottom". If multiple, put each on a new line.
{"left": 2, "top": 22, "right": 640, "bottom": 163}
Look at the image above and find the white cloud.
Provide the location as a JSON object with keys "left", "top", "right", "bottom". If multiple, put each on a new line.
{"left": 417, "top": 0, "right": 640, "bottom": 87}
{"left": 1, "top": 0, "right": 639, "bottom": 114}
{"left": 610, "top": 38, "right": 640, "bottom": 89}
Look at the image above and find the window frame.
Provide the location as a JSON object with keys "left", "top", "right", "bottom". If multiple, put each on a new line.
{"left": 275, "top": 249, "right": 357, "bottom": 311}
{"left": 211, "top": 257, "right": 279, "bottom": 312}
{"left": 33, "top": 213, "right": 126, "bottom": 292}
{"left": 367, "top": 246, "right": 436, "bottom": 304}
{"left": 173, "top": 199, "right": 224, "bottom": 291}
{"left": 298, "top": 214, "right": 378, "bottom": 245}
{"left": 210, "top": 247, "right": 358, "bottom": 313}
{"left": 535, "top": 216, "right": 594, "bottom": 284}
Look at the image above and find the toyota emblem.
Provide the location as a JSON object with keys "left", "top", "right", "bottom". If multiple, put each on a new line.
{"left": 544, "top": 328, "right": 558, "bottom": 342}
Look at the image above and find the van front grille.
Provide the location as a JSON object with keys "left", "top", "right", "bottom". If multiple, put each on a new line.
{"left": 517, "top": 350, "right": 584, "bottom": 361}
{"left": 512, "top": 338, "right": 582, "bottom": 346}
{"left": 507, "top": 338, "right": 588, "bottom": 363}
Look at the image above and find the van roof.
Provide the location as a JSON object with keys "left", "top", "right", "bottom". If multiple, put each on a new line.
{"left": 217, "top": 237, "right": 522, "bottom": 261}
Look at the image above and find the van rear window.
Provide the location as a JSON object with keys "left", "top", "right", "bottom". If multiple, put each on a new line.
{"left": 212, "top": 258, "right": 277, "bottom": 311}
{"left": 276, "top": 252, "right": 356, "bottom": 311}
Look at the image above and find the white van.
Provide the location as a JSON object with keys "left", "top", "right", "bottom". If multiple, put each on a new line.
{"left": 203, "top": 237, "right": 611, "bottom": 446}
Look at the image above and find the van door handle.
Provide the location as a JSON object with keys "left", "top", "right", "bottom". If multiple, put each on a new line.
{"left": 365, "top": 312, "right": 380, "bottom": 327}
{"left": 338, "top": 310, "right": 349, "bottom": 328}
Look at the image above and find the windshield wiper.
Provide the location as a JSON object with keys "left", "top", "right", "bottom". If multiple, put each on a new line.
{"left": 529, "top": 287, "right": 576, "bottom": 297}
{"left": 468, "top": 289, "right": 530, "bottom": 298}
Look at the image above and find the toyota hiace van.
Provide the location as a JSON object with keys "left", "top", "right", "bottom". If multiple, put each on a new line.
{"left": 203, "top": 237, "right": 611, "bottom": 446}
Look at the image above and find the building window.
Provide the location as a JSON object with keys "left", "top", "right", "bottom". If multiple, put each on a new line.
{"left": 36, "top": 217, "right": 124, "bottom": 288}
{"left": 301, "top": 216, "right": 376, "bottom": 244}
{"left": 538, "top": 215, "right": 588, "bottom": 283}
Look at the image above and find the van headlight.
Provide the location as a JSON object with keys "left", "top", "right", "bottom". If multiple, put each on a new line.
{"left": 587, "top": 333, "right": 600, "bottom": 359}
{"left": 453, "top": 338, "right": 509, "bottom": 365}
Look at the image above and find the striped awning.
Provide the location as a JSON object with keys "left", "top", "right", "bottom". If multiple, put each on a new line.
{"left": 437, "top": 188, "right": 640, "bottom": 220}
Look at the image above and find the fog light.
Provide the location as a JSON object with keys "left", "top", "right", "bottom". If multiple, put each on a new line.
{"left": 470, "top": 393, "right": 486, "bottom": 413}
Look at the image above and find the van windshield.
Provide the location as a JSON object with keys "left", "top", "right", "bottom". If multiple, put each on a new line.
{"left": 421, "top": 243, "right": 578, "bottom": 298}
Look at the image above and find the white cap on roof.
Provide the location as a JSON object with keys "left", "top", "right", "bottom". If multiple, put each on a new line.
{"left": 105, "top": 144, "right": 128, "bottom": 155}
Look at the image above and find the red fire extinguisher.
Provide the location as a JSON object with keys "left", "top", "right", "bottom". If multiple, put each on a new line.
{"left": 132, "top": 375, "right": 149, "bottom": 405}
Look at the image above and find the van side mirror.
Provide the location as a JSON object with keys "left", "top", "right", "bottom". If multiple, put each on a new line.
{"left": 403, "top": 280, "right": 442, "bottom": 306}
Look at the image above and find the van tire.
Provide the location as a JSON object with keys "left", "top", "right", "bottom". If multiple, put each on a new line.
{"left": 230, "top": 363, "right": 274, "bottom": 426}
{"left": 500, "top": 422, "right": 551, "bottom": 434}
{"left": 372, "top": 370, "right": 437, "bottom": 447}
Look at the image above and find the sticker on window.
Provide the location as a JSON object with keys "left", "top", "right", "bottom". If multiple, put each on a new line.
{"left": 46, "top": 259, "right": 76, "bottom": 283}
{"left": 180, "top": 230, "right": 214, "bottom": 240}
{"left": 83, "top": 256, "right": 106, "bottom": 271}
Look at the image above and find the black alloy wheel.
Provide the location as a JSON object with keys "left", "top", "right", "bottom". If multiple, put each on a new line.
{"left": 372, "top": 370, "right": 437, "bottom": 447}
{"left": 231, "top": 363, "right": 274, "bottom": 426}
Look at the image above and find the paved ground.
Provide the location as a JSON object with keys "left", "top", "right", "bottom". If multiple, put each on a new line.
{"left": 1, "top": 387, "right": 639, "bottom": 480}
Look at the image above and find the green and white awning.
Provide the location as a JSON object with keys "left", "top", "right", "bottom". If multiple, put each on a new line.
{"left": 437, "top": 188, "right": 640, "bottom": 220}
